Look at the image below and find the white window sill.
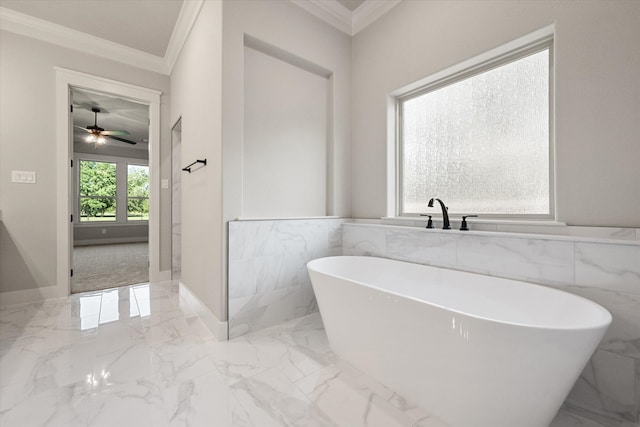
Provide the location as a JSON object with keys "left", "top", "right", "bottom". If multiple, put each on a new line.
{"left": 235, "top": 216, "right": 340, "bottom": 221}
{"left": 381, "top": 217, "right": 566, "bottom": 227}
{"left": 351, "top": 217, "right": 640, "bottom": 244}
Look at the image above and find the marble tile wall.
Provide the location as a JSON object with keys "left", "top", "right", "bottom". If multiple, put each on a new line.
{"left": 227, "top": 218, "right": 346, "bottom": 339}
{"left": 343, "top": 223, "right": 640, "bottom": 427}
{"left": 171, "top": 132, "right": 181, "bottom": 281}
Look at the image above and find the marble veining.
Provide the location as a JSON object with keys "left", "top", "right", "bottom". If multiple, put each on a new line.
{"left": 575, "top": 243, "right": 640, "bottom": 295}
{"left": 228, "top": 218, "right": 347, "bottom": 339}
{"left": 171, "top": 133, "right": 181, "bottom": 281}
{"left": 636, "top": 360, "right": 640, "bottom": 423}
{"left": 342, "top": 224, "right": 386, "bottom": 258}
{"left": 552, "top": 285, "right": 640, "bottom": 360}
{"left": 0, "top": 282, "right": 599, "bottom": 427}
{"left": 456, "top": 233, "right": 575, "bottom": 285}
{"left": 565, "top": 349, "right": 637, "bottom": 424}
{"left": 385, "top": 229, "right": 457, "bottom": 267}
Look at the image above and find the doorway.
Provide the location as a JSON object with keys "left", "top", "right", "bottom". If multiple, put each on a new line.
{"left": 56, "top": 68, "right": 162, "bottom": 299}
{"left": 71, "top": 87, "right": 150, "bottom": 293}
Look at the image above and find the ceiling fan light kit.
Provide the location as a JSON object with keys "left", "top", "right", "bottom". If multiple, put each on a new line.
{"left": 84, "top": 133, "right": 107, "bottom": 144}
{"left": 76, "top": 107, "right": 137, "bottom": 145}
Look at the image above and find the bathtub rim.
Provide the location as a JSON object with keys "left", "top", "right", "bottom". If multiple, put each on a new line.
{"left": 307, "top": 255, "right": 612, "bottom": 332}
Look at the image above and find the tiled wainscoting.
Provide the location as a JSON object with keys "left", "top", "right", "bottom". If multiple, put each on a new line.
{"left": 227, "top": 218, "right": 639, "bottom": 425}
{"left": 343, "top": 222, "right": 640, "bottom": 426}
{"left": 228, "top": 218, "right": 346, "bottom": 339}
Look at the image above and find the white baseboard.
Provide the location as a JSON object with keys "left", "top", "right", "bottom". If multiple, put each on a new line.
{"left": 0, "top": 285, "right": 66, "bottom": 307}
{"left": 178, "top": 281, "right": 228, "bottom": 341}
{"left": 1, "top": 270, "right": 171, "bottom": 307}
{"left": 74, "top": 237, "right": 149, "bottom": 246}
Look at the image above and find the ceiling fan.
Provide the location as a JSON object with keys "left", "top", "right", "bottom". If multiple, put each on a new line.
{"left": 75, "top": 108, "right": 137, "bottom": 145}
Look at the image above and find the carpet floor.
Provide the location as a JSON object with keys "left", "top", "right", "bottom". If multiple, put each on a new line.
{"left": 72, "top": 242, "right": 149, "bottom": 293}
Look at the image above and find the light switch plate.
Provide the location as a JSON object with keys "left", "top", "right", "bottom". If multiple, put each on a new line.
{"left": 11, "top": 170, "right": 36, "bottom": 183}
{"left": 161, "top": 179, "right": 169, "bottom": 189}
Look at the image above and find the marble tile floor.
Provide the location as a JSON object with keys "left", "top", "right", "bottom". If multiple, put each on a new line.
{"left": 0, "top": 281, "right": 602, "bottom": 427}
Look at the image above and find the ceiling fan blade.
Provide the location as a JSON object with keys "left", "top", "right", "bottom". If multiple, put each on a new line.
{"left": 74, "top": 125, "right": 92, "bottom": 133}
{"left": 108, "top": 135, "right": 137, "bottom": 145}
{"left": 101, "top": 130, "right": 130, "bottom": 136}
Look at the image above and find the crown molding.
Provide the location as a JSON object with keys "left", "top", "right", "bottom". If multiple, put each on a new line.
{"left": 289, "top": 0, "right": 401, "bottom": 36}
{"left": 0, "top": 7, "right": 170, "bottom": 74}
{"left": 352, "top": 0, "right": 402, "bottom": 35}
{"left": 1, "top": 1, "right": 203, "bottom": 75}
{"left": 164, "top": 0, "right": 204, "bottom": 74}
{"left": 290, "top": 0, "right": 352, "bottom": 35}
{"left": 1, "top": 0, "right": 396, "bottom": 75}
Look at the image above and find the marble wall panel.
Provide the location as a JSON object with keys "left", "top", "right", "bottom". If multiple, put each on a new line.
{"left": 274, "top": 220, "right": 328, "bottom": 255}
{"left": 171, "top": 131, "right": 182, "bottom": 280}
{"left": 636, "top": 360, "right": 640, "bottom": 425}
{"left": 342, "top": 224, "right": 385, "bottom": 257}
{"left": 228, "top": 219, "right": 348, "bottom": 339}
{"left": 568, "top": 227, "right": 639, "bottom": 241}
{"left": 228, "top": 220, "right": 277, "bottom": 261}
{"left": 575, "top": 243, "right": 640, "bottom": 295}
{"left": 385, "top": 228, "right": 457, "bottom": 268}
{"left": 228, "top": 285, "right": 316, "bottom": 339}
{"left": 327, "top": 220, "right": 343, "bottom": 252}
{"left": 456, "top": 234, "right": 575, "bottom": 285}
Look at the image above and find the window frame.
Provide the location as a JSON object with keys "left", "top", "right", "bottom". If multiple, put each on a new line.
{"left": 126, "top": 163, "right": 150, "bottom": 222}
{"left": 74, "top": 153, "right": 149, "bottom": 226}
{"left": 78, "top": 159, "right": 118, "bottom": 223}
{"left": 395, "top": 35, "right": 555, "bottom": 220}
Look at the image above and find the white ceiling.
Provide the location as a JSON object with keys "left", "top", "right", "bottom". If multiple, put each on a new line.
{"left": 0, "top": 0, "right": 399, "bottom": 62}
{"left": 0, "top": 0, "right": 183, "bottom": 57}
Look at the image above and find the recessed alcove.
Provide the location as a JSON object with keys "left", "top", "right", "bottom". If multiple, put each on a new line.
{"left": 242, "top": 37, "right": 332, "bottom": 218}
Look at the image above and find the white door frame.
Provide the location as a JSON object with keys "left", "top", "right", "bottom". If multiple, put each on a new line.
{"left": 56, "top": 67, "right": 163, "bottom": 298}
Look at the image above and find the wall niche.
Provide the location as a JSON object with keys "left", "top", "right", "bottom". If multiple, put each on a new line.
{"left": 242, "top": 37, "right": 331, "bottom": 218}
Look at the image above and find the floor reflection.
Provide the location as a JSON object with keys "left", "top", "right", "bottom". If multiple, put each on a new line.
{"left": 79, "top": 284, "right": 151, "bottom": 330}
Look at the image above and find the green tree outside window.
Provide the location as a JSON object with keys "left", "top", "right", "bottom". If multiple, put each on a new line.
{"left": 127, "top": 165, "right": 149, "bottom": 220}
{"left": 79, "top": 161, "right": 117, "bottom": 221}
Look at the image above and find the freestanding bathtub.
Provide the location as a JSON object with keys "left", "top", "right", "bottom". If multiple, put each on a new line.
{"left": 307, "top": 256, "right": 611, "bottom": 427}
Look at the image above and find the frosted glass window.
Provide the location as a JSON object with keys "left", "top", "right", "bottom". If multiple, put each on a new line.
{"left": 400, "top": 47, "right": 551, "bottom": 216}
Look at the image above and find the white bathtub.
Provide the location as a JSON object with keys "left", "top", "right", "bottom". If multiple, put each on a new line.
{"left": 307, "top": 256, "right": 612, "bottom": 427}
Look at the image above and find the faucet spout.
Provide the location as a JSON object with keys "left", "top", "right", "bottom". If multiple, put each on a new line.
{"left": 428, "top": 198, "right": 451, "bottom": 229}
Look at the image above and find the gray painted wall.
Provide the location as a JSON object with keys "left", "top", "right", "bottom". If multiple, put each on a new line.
{"left": 73, "top": 142, "right": 149, "bottom": 160}
{"left": 0, "top": 30, "right": 171, "bottom": 294}
{"left": 170, "top": 0, "right": 224, "bottom": 319}
{"left": 243, "top": 45, "right": 329, "bottom": 218}
{"left": 351, "top": 0, "right": 640, "bottom": 227}
{"left": 74, "top": 224, "right": 148, "bottom": 246}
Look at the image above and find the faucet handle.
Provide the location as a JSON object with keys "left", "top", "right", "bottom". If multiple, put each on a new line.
{"left": 420, "top": 214, "right": 434, "bottom": 229}
{"left": 460, "top": 215, "right": 478, "bottom": 231}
